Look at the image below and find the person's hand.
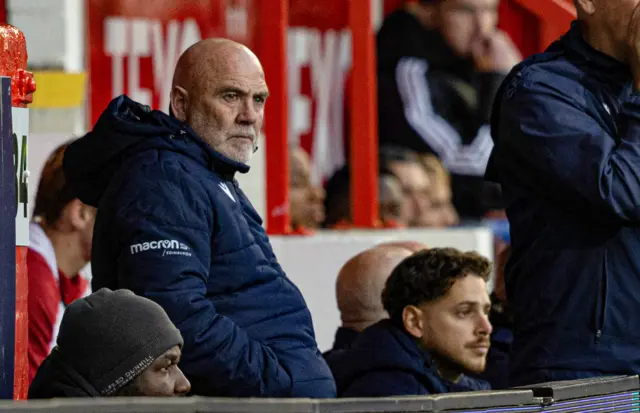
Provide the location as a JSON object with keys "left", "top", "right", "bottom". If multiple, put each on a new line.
{"left": 626, "top": 2, "right": 640, "bottom": 91}
{"left": 471, "top": 30, "right": 522, "bottom": 73}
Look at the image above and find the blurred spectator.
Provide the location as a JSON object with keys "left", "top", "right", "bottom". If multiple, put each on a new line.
{"left": 378, "top": 172, "right": 405, "bottom": 226}
{"left": 28, "top": 141, "right": 93, "bottom": 383}
{"left": 419, "top": 155, "right": 460, "bottom": 227}
{"left": 324, "top": 164, "right": 408, "bottom": 228}
{"left": 63, "top": 39, "right": 335, "bottom": 397}
{"left": 380, "top": 146, "right": 431, "bottom": 227}
{"left": 289, "top": 146, "right": 325, "bottom": 230}
{"left": 325, "top": 244, "right": 417, "bottom": 358}
{"left": 324, "top": 165, "right": 351, "bottom": 227}
{"left": 377, "top": 0, "right": 521, "bottom": 219}
{"left": 327, "top": 248, "right": 492, "bottom": 397}
{"left": 477, "top": 246, "right": 512, "bottom": 389}
{"left": 29, "top": 288, "right": 190, "bottom": 398}
{"left": 486, "top": 1, "right": 640, "bottom": 386}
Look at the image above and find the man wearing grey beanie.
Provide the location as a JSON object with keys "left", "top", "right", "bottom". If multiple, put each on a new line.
{"left": 28, "top": 288, "right": 191, "bottom": 398}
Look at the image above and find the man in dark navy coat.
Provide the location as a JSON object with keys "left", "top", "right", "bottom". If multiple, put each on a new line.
{"left": 63, "top": 39, "right": 336, "bottom": 398}
{"left": 486, "top": 0, "right": 640, "bottom": 386}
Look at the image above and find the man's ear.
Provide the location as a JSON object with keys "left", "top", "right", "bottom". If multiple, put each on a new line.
{"left": 170, "top": 86, "right": 189, "bottom": 122}
{"left": 575, "top": 0, "right": 594, "bottom": 15}
{"left": 402, "top": 305, "right": 425, "bottom": 339}
{"left": 64, "top": 199, "right": 86, "bottom": 231}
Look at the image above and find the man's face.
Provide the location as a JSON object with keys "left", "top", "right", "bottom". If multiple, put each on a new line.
{"left": 185, "top": 48, "right": 268, "bottom": 164}
{"left": 79, "top": 205, "right": 97, "bottom": 263}
{"left": 418, "top": 275, "right": 492, "bottom": 374}
{"left": 122, "top": 346, "right": 191, "bottom": 397}
{"left": 389, "top": 161, "right": 431, "bottom": 227}
{"left": 419, "top": 178, "right": 459, "bottom": 228}
{"left": 378, "top": 174, "right": 405, "bottom": 226}
{"left": 289, "top": 148, "right": 325, "bottom": 228}
{"left": 64, "top": 200, "right": 97, "bottom": 263}
{"left": 436, "top": 0, "right": 500, "bottom": 57}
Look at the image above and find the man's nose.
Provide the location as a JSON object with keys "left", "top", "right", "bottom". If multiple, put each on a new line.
{"left": 237, "top": 99, "right": 259, "bottom": 124}
{"left": 477, "top": 313, "right": 493, "bottom": 336}
{"left": 475, "top": 10, "right": 495, "bottom": 38}
{"left": 174, "top": 367, "right": 191, "bottom": 396}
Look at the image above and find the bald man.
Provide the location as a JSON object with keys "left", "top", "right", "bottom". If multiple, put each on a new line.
{"left": 62, "top": 39, "right": 336, "bottom": 398}
{"left": 325, "top": 244, "right": 420, "bottom": 357}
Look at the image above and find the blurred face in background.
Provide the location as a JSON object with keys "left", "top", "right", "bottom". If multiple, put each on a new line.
{"left": 434, "top": 0, "right": 500, "bottom": 57}
{"left": 75, "top": 203, "right": 97, "bottom": 262}
{"left": 418, "top": 157, "right": 459, "bottom": 228}
{"left": 289, "top": 147, "right": 326, "bottom": 228}
{"left": 379, "top": 174, "right": 406, "bottom": 226}
{"left": 388, "top": 160, "right": 431, "bottom": 227}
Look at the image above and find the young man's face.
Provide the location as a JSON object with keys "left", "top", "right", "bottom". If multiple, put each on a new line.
{"left": 415, "top": 275, "right": 492, "bottom": 374}
{"left": 119, "top": 346, "right": 191, "bottom": 397}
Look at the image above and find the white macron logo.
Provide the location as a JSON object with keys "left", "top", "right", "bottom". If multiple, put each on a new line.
{"left": 129, "top": 239, "right": 192, "bottom": 257}
{"left": 218, "top": 182, "right": 235, "bottom": 202}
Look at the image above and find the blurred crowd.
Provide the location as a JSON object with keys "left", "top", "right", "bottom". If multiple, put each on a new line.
{"left": 288, "top": 0, "right": 520, "bottom": 232}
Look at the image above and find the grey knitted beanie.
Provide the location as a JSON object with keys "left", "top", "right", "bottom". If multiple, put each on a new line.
{"left": 55, "top": 288, "right": 183, "bottom": 396}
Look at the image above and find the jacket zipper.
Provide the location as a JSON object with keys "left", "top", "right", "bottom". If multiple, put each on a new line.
{"left": 595, "top": 252, "right": 608, "bottom": 344}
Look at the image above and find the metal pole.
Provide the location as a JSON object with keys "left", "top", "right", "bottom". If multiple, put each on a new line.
{"left": 349, "top": 0, "right": 379, "bottom": 227}
{"left": 0, "top": 75, "right": 15, "bottom": 400}
{"left": 259, "top": 0, "right": 291, "bottom": 235}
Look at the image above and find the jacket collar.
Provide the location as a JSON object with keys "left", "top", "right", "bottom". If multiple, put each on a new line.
{"left": 559, "top": 21, "right": 631, "bottom": 86}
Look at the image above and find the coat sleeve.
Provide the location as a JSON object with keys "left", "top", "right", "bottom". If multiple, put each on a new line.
{"left": 113, "top": 167, "right": 293, "bottom": 397}
{"left": 493, "top": 69, "right": 640, "bottom": 222}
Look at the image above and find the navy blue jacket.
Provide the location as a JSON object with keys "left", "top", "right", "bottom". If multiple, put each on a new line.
{"left": 63, "top": 96, "right": 336, "bottom": 398}
{"left": 486, "top": 22, "right": 640, "bottom": 386}
{"left": 322, "top": 327, "right": 359, "bottom": 360}
{"left": 326, "top": 320, "right": 490, "bottom": 397}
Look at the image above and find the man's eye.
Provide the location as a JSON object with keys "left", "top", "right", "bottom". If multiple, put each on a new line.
{"left": 224, "top": 93, "right": 239, "bottom": 101}
{"left": 254, "top": 96, "right": 266, "bottom": 104}
{"left": 457, "top": 310, "right": 471, "bottom": 318}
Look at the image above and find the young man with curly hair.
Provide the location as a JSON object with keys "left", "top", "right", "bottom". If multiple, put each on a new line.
{"left": 326, "top": 248, "right": 493, "bottom": 397}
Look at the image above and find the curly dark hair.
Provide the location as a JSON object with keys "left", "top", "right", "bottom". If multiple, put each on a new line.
{"left": 382, "top": 248, "right": 492, "bottom": 321}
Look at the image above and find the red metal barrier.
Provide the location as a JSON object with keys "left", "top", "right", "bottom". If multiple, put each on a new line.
{"left": 349, "top": 0, "right": 379, "bottom": 228}
{"left": 500, "top": 0, "right": 575, "bottom": 57}
{"left": 259, "top": 0, "right": 291, "bottom": 235}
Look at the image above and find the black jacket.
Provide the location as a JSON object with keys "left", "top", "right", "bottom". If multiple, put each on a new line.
{"left": 323, "top": 327, "right": 359, "bottom": 359}
{"left": 29, "top": 348, "right": 100, "bottom": 399}
{"left": 377, "top": 9, "right": 506, "bottom": 218}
